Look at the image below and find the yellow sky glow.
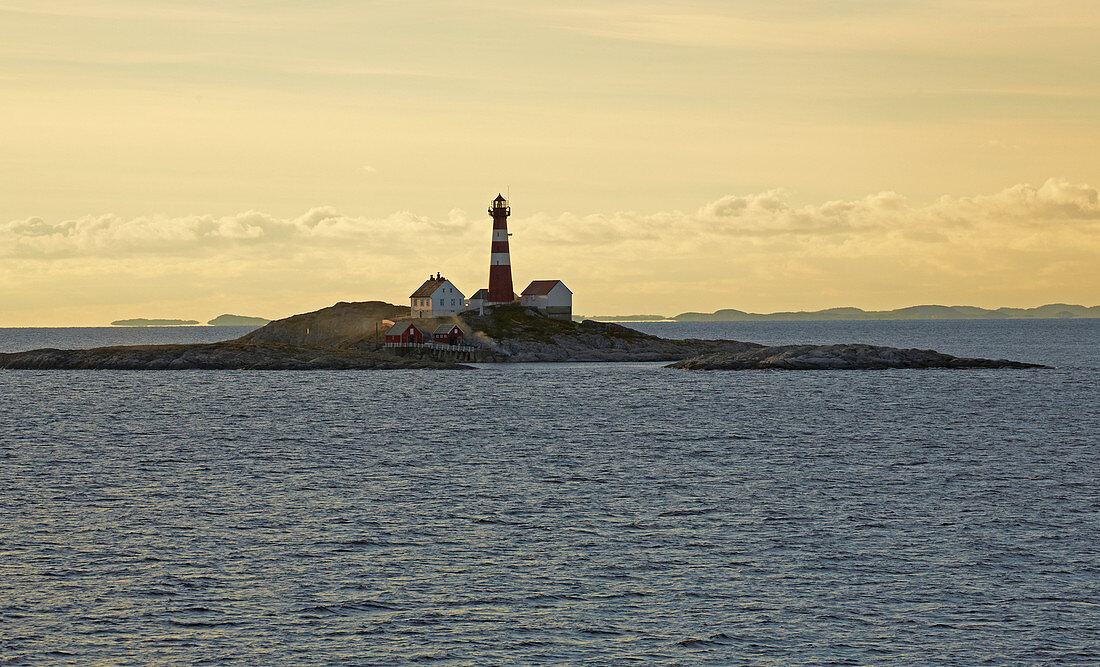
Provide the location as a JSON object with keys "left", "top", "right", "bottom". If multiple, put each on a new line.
{"left": 1, "top": 0, "right": 1098, "bottom": 324}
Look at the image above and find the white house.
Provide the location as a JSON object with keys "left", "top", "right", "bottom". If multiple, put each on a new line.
{"left": 466, "top": 288, "right": 489, "bottom": 313}
{"left": 410, "top": 273, "right": 465, "bottom": 317}
{"left": 520, "top": 280, "right": 572, "bottom": 320}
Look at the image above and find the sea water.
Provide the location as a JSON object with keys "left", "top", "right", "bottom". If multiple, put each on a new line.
{"left": 1, "top": 320, "right": 1098, "bottom": 664}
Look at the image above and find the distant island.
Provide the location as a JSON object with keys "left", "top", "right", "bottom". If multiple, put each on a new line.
{"left": 111, "top": 318, "right": 199, "bottom": 327}
{"left": 110, "top": 314, "right": 270, "bottom": 327}
{"left": 579, "top": 303, "right": 1100, "bottom": 322}
{"left": 577, "top": 314, "right": 670, "bottom": 322}
{"left": 208, "top": 314, "right": 271, "bottom": 327}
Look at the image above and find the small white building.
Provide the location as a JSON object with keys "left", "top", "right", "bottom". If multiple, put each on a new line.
{"left": 520, "top": 280, "right": 572, "bottom": 320}
{"left": 410, "top": 273, "right": 465, "bottom": 317}
{"left": 466, "top": 288, "right": 489, "bottom": 313}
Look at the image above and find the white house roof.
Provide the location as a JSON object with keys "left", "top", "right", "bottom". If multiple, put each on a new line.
{"left": 468, "top": 288, "right": 489, "bottom": 300}
{"left": 521, "top": 280, "right": 570, "bottom": 296}
{"left": 433, "top": 324, "right": 464, "bottom": 334}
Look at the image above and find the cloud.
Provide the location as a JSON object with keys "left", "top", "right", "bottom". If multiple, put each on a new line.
{"left": 0, "top": 1, "right": 285, "bottom": 24}
{"left": 514, "top": 178, "right": 1100, "bottom": 247}
{"left": 5, "top": 179, "right": 1098, "bottom": 262}
{"left": 0, "top": 207, "right": 476, "bottom": 259}
{"left": 528, "top": 1, "right": 1100, "bottom": 55}
{"left": 3, "top": 178, "right": 1098, "bottom": 324}
{"left": 937, "top": 178, "right": 1100, "bottom": 222}
{"left": 6, "top": 179, "right": 1097, "bottom": 261}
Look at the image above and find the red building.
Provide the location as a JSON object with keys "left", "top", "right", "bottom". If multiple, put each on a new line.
{"left": 433, "top": 324, "right": 465, "bottom": 346}
{"left": 384, "top": 322, "right": 424, "bottom": 346}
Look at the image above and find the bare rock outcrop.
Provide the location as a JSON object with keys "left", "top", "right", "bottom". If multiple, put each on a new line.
{"left": 667, "top": 343, "right": 1044, "bottom": 370}
{"left": 459, "top": 306, "right": 763, "bottom": 361}
{"left": 0, "top": 342, "right": 466, "bottom": 370}
{"left": 239, "top": 300, "right": 411, "bottom": 349}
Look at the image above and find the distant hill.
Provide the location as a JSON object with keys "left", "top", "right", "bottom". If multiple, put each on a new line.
{"left": 111, "top": 318, "right": 199, "bottom": 327}
{"left": 208, "top": 314, "right": 271, "bottom": 327}
{"left": 572, "top": 314, "right": 670, "bottom": 322}
{"left": 240, "top": 301, "right": 410, "bottom": 349}
{"left": 671, "top": 303, "right": 1100, "bottom": 322}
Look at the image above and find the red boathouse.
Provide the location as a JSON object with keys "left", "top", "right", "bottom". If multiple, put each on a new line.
{"left": 384, "top": 322, "right": 424, "bottom": 346}
{"left": 433, "top": 324, "right": 465, "bottom": 346}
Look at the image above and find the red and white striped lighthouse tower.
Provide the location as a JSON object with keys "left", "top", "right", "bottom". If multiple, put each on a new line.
{"left": 486, "top": 193, "right": 515, "bottom": 305}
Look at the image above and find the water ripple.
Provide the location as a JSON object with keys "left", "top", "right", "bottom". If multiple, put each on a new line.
{"left": 2, "top": 321, "right": 1099, "bottom": 663}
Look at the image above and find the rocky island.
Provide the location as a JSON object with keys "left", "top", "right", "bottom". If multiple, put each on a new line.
{"left": 110, "top": 318, "right": 199, "bottom": 326}
{"left": 580, "top": 302, "right": 1100, "bottom": 322}
{"left": 0, "top": 300, "right": 1044, "bottom": 370}
{"left": 668, "top": 344, "right": 1040, "bottom": 370}
{"left": 208, "top": 314, "right": 271, "bottom": 326}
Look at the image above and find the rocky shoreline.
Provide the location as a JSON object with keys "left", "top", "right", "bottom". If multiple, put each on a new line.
{"left": 0, "top": 342, "right": 467, "bottom": 370}
{"left": 668, "top": 343, "right": 1043, "bottom": 370}
{"left": 459, "top": 310, "right": 764, "bottom": 362}
{"left": 0, "top": 301, "right": 1044, "bottom": 371}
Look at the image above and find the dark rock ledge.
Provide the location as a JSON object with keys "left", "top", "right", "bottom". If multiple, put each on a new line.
{"left": 0, "top": 342, "right": 467, "bottom": 370}
{"left": 666, "top": 343, "right": 1045, "bottom": 370}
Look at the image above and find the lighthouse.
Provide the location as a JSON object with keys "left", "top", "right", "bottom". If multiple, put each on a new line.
{"left": 486, "top": 193, "right": 515, "bottom": 305}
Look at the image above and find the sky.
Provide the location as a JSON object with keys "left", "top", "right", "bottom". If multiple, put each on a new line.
{"left": 2, "top": 0, "right": 1099, "bottom": 324}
